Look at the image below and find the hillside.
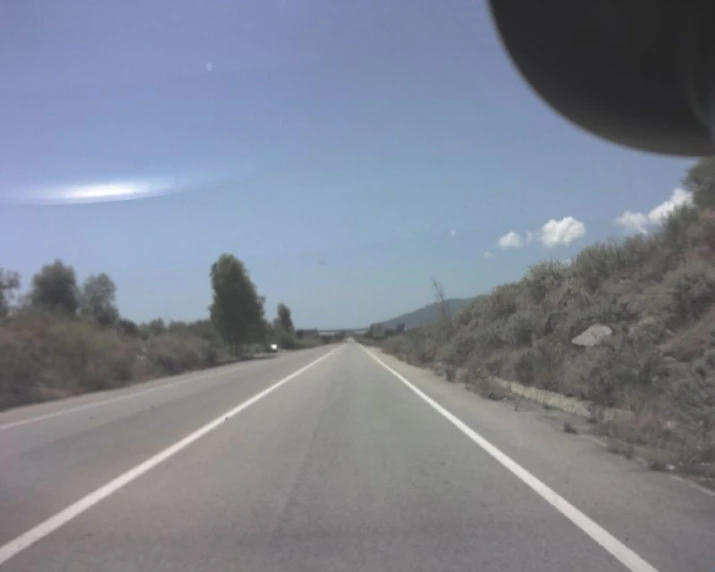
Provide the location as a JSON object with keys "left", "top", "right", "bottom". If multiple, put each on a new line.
{"left": 380, "top": 298, "right": 472, "bottom": 330}
{"left": 382, "top": 158, "right": 715, "bottom": 481}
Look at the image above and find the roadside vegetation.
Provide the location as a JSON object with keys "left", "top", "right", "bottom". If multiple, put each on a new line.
{"left": 0, "top": 253, "right": 334, "bottom": 411}
{"left": 371, "top": 158, "right": 715, "bottom": 482}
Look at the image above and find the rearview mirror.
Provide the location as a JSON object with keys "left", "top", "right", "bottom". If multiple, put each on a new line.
{"left": 488, "top": 0, "right": 715, "bottom": 156}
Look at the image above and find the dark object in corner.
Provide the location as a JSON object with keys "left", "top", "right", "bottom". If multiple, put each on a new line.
{"left": 488, "top": 0, "right": 715, "bottom": 156}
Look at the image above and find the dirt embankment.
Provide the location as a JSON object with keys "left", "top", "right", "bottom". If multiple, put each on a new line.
{"left": 382, "top": 205, "right": 715, "bottom": 483}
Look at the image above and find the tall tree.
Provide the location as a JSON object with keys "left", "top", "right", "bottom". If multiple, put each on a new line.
{"left": 0, "top": 269, "right": 20, "bottom": 318}
{"left": 276, "top": 302, "right": 294, "bottom": 333}
{"left": 31, "top": 260, "right": 79, "bottom": 316}
{"left": 209, "top": 254, "right": 265, "bottom": 353}
{"left": 80, "top": 273, "right": 119, "bottom": 326}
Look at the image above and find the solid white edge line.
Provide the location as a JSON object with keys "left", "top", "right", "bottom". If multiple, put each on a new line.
{"left": 0, "top": 347, "right": 339, "bottom": 567}
{"left": 0, "top": 355, "right": 280, "bottom": 431}
{"left": 364, "top": 349, "right": 661, "bottom": 572}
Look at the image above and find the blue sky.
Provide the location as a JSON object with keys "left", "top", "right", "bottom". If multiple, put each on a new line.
{"left": 0, "top": 0, "right": 695, "bottom": 329}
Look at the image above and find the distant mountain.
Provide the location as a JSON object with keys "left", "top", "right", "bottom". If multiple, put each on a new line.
{"left": 380, "top": 298, "right": 472, "bottom": 330}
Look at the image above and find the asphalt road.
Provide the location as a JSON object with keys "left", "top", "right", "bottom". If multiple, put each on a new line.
{"left": 0, "top": 342, "right": 713, "bottom": 571}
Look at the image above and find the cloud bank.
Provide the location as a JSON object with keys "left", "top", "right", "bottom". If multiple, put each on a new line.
{"left": 615, "top": 188, "right": 693, "bottom": 234}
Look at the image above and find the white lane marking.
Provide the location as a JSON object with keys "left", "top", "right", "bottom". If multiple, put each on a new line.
{"left": 0, "top": 347, "right": 339, "bottom": 566}
{"left": 365, "top": 350, "right": 661, "bottom": 572}
{"left": 0, "top": 357, "right": 278, "bottom": 431}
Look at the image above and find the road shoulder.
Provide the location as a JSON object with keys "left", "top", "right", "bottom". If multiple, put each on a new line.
{"left": 364, "top": 347, "right": 715, "bottom": 572}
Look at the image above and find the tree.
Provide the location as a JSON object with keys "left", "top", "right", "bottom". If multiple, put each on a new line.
{"left": 80, "top": 273, "right": 118, "bottom": 326}
{"left": 31, "top": 260, "right": 79, "bottom": 316}
{"left": 684, "top": 157, "right": 715, "bottom": 210}
{"left": 118, "top": 318, "right": 139, "bottom": 337}
{"left": 432, "top": 277, "right": 452, "bottom": 322}
{"left": 0, "top": 269, "right": 20, "bottom": 318}
{"left": 209, "top": 254, "right": 265, "bottom": 354}
{"left": 276, "top": 303, "right": 294, "bottom": 333}
{"left": 146, "top": 318, "right": 166, "bottom": 337}
{"left": 167, "top": 320, "right": 189, "bottom": 335}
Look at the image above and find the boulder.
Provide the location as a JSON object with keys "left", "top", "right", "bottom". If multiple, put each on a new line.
{"left": 572, "top": 323, "right": 613, "bottom": 347}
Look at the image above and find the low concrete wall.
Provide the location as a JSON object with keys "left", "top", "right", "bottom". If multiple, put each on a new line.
{"left": 452, "top": 366, "right": 633, "bottom": 423}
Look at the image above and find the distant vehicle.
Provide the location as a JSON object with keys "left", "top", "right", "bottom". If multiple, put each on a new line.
{"left": 268, "top": 343, "right": 278, "bottom": 352}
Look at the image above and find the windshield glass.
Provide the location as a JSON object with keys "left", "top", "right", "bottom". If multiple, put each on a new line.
{"left": 1, "top": 2, "right": 713, "bottom": 572}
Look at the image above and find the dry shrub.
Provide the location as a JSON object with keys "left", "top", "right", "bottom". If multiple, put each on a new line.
{"left": 144, "top": 333, "right": 216, "bottom": 376}
{"left": 0, "top": 311, "right": 228, "bottom": 410}
{"left": 465, "top": 365, "right": 510, "bottom": 400}
{"left": 0, "top": 314, "right": 137, "bottom": 408}
{"left": 485, "top": 282, "right": 522, "bottom": 320}
{"left": 524, "top": 261, "right": 570, "bottom": 304}
{"left": 660, "top": 305, "right": 715, "bottom": 361}
{"left": 571, "top": 242, "right": 628, "bottom": 293}
{"left": 687, "top": 210, "right": 715, "bottom": 257}
{"left": 598, "top": 406, "right": 714, "bottom": 470}
{"left": 502, "top": 310, "right": 538, "bottom": 346}
{"left": 474, "top": 323, "right": 503, "bottom": 351}
{"left": 651, "top": 260, "right": 715, "bottom": 330}
{"left": 434, "top": 341, "right": 457, "bottom": 366}
{"left": 501, "top": 344, "right": 561, "bottom": 388}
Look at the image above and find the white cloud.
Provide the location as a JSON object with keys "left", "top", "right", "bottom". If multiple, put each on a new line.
{"left": 498, "top": 231, "right": 523, "bottom": 249}
{"left": 525, "top": 230, "right": 535, "bottom": 244}
{"left": 614, "top": 211, "right": 650, "bottom": 234}
{"left": 539, "top": 216, "right": 586, "bottom": 248}
{"left": 614, "top": 188, "right": 694, "bottom": 234}
{"left": 484, "top": 250, "right": 493, "bottom": 258}
{"left": 21, "top": 180, "right": 168, "bottom": 204}
{"left": 449, "top": 229, "right": 457, "bottom": 237}
{"left": 648, "top": 188, "right": 693, "bottom": 224}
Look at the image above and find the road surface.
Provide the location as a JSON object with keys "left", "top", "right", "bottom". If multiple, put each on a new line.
{"left": 0, "top": 342, "right": 713, "bottom": 571}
